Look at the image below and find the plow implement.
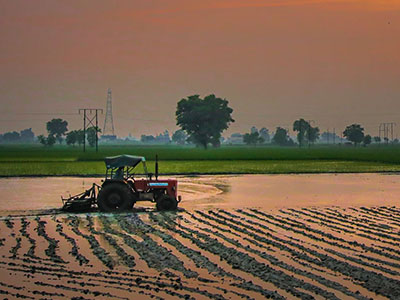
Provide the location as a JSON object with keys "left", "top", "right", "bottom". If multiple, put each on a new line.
{"left": 61, "top": 183, "right": 100, "bottom": 212}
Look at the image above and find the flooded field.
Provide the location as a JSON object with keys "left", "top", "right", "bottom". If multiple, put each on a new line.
{"left": 0, "top": 174, "right": 400, "bottom": 299}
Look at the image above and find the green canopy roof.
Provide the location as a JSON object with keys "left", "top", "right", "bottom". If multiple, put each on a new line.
{"left": 104, "top": 155, "right": 145, "bottom": 169}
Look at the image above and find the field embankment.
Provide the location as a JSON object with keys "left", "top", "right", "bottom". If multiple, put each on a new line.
{"left": 1, "top": 145, "right": 400, "bottom": 176}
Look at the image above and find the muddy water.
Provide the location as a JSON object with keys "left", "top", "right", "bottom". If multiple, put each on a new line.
{"left": 0, "top": 173, "right": 400, "bottom": 214}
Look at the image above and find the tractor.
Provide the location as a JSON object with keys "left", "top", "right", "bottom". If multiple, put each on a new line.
{"left": 62, "top": 155, "right": 181, "bottom": 212}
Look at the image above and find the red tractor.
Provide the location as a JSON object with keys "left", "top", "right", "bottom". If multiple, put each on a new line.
{"left": 62, "top": 155, "right": 181, "bottom": 212}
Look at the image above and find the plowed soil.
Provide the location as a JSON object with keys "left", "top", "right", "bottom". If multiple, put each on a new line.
{"left": 1, "top": 174, "right": 400, "bottom": 299}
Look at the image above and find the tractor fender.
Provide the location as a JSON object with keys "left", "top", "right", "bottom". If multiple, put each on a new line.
{"left": 101, "top": 179, "right": 129, "bottom": 188}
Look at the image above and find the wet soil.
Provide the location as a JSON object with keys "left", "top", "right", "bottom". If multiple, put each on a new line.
{"left": 1, "top": 174, "right": 400, "bottom": 299}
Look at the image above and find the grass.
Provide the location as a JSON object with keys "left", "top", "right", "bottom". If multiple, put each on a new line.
{"left": 1, "top": 144, "right": 400, "bottom": 176}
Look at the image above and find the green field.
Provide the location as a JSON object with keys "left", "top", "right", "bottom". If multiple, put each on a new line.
{"left": 1, "top": 144, "right": 400, "bottom": 176}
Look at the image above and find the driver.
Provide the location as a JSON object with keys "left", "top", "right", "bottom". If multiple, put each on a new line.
{"left": 113, "top": 166, "right": 124, "bottom": 180}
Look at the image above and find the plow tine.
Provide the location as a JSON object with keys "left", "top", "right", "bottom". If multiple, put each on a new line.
{"left": 61, "top": 185, "right": 97, "bottom": 212}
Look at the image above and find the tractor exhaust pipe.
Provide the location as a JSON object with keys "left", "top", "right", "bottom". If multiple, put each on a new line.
{"left": 155, "top": 154, "right": 159, "bottom": 180}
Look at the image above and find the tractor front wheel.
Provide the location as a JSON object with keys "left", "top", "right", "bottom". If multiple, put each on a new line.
{"left": 156, "top": 195, "right": 178, "bottom": 211}
{"left": 97, "top": 183, "right": 134, "bottom": 212}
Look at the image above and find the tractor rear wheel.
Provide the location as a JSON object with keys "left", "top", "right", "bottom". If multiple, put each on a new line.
{"left": 156, "top": 195, "right": 178, "bottom": 211}
{"left": 97, "top": 183, "right": 134, "bottom": 212}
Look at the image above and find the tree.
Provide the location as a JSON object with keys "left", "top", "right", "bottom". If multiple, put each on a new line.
{"left": 373, "top": 136, "right": 381, "bottom": 143}
{"left": 243, "top": 132, "right": 264, "bottom": 145}
{"left": 343, "top": 124, "right": 364, "bottom": 146}
{"left": 46, "top": 118, "right": 68, "bottom": 144}
{"left": 86, "top": 127, "right": 101, "bottom": 147}
{"left": 46, "top": 134, "right": 56, "bottom": 146}
{"left": 172, "top": 129, "right": 187, "bottom": 145}
{"left": 66, "top": 131, "right": 78, "bottom": 146}
{"left": 363, "top": 134, "right": 372, "bottom": 147}
{"left": 306, "top": 126, "right": 320, "bottom": 145}
{"left": 259, "top": 127, "right": 270, "bottom": 143}
{"left": 20, "top": 128, "right": 35, "bottom": 142}
{"left": 176, "top": 94, "right": 234, "bottom": 149}
{"left": 37, "top": 134, "right": 56, "bottom": 146}
{"left": 155, "top": 130, "right": 171, "bottom": 144}
{"left": 37, "top": 135, "right": 47, "bottom": 146}
{"left": 293, "top": 119, "right": 310, "bottom": 147}
{"left": 3, "top": 131, "right": 20, "bottom": 142}
{"left": 141, "top": 135, "right": 156, "bottom": 143}
{"left": 272, "top": 127, "right": 293, "bottom": 146}
{"left": 76, "top": 130, "right": 85, "bottom": 146}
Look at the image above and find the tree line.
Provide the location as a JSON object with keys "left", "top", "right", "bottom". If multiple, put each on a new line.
{"left": 37, "top": 118, "right": 100, "bottom": 147}
{"left": 0, "top": 128, "right": 35, "bottom": 143}
{"left": 174, "top": 95, "right": 382, "bottom": 148}
{"left": 2, "top": 94, "right": 393, "bottom": 149}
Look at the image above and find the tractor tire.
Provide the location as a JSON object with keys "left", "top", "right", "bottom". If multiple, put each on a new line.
{"left": 97, "top": 183, "right": 134, "bottom": 212}
{"left": 156, "top": 195, "right": 178, "bottom": 211}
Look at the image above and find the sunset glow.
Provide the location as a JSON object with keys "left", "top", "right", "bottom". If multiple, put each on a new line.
{"left": 0, "top": 0, "right": 399, "bottom": 136}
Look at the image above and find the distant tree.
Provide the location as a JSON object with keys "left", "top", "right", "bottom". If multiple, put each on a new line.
{"left": 373, "top": 136, "right": 381, "bottom": 143}
{"left": 393, "top": 139, "right": 399, "bottom": 144}
{"left": 20, "top": 128, "right": 35, "bottom": 142}
{"left": 155, "top": 130, "right": 171, "bottom": 144}
{"left": 243, "top": 132, "right": 264, "bottom": 145}
{"left": 46, "top": 118, "right": 68, "bottom": 144}
{"left": 66, "top": 131, "right": 77, "bottom": 146}
{"left": 141, "top": 135, "right": 156, "bottom": 143}
{"left": 76, "top": 130, "right": 85, "bottom": 146}
{"left": 306, "top": 126, "right": 320, "bottom": 145}
{"left": 172, "top": 129, "right": 187, "bottom": 145}
{"left": 293, "top": 119, "right": 310, "bottom": 147}
{"left": 272, "top": 127, "right": 292, "bottom": 146}
{"left": 384, "top": 137, "right": 389, "bottom": 144}
{"left": 46, "top": 134, "right": 56, "bottom": 146}
{"left": 343, "top": 124, "right": 364, "bottom": 146}
{"left": 37, "top": 135, "right": 47, "bottom": 146}
{"left": 250, "top": 126, "right": 258, "bottom": 134}
{"left": 3, "top": 131, "right": 20, "bottom": 142}
{"left": 37, "top": 134, "right": 55, "bottom": 146}
{"left": 259, "top": 127, "right": 270, "bottom": 143}
{"left": 363, "top": 134, "right": 372, "bottom": 147}
{"left": 86, "top": 127, "right": 101, "bottom": 147}
{"left": 176, "top": 94, "right": 234, "bottom": 149}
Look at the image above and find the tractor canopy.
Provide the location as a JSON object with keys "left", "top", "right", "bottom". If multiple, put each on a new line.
{"left": 104, "top": 155, "right": 145, "bottom": 169}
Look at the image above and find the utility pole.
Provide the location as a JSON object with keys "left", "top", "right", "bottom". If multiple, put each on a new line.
{"left": 327, "top": 128, "right": 330, "bottom": 145}
{"left": 79, "top": 108, "right": 103, "bottom": 152}
{"left": 379, "top": 123, "right": 397, "bottom": 144}
{"left": 333, "top": 128, "right": 336, "bottom": 145}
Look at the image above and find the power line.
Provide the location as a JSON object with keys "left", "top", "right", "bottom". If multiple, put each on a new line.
{"left": 0, "top": 112, "right": 79, "bottom": 115}
{"left": 79, "top": 108, "right": 103, "bottom": 152}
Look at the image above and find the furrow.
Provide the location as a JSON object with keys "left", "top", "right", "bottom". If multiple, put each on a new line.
{"left": 34, "top": 217, "right": 66, "bottom": 264}
{"left": 209, "top": 209, "right": 400, "bottom": 299}
{"left": 187, "top": 212, "right": 367, "bottom": 300}
{"left": 156, "top": 212, "right": 326, "bottom": 300}
{"left": 247, "top": 209, "right": 400, "bottom": 261}
{"left": 86, "top": 215, "right": 136, "bottom": 268}
{"left": 150, "top": 212, "right": 287, "bottom": 300}
{"left": 67, "top": 215, "right": 115, "bottom": 269}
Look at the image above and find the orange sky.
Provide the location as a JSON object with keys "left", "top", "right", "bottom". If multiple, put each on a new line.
{"left": 0, "top": 0, "right": 399, "bottom": 138}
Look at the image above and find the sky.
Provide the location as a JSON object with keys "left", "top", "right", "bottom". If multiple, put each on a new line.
{"left": 0, "top": 0, "right": 399, "bottom": 138}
